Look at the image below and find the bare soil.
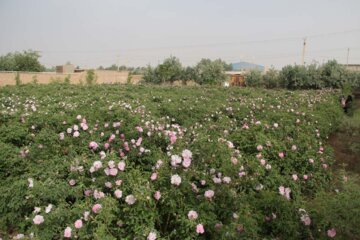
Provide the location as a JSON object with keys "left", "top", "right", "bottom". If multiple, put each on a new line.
{"left": 329, "top": 91, "right": 360, "bottom": 174}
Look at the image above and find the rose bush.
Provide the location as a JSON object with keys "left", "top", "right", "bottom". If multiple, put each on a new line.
{"left": 0, "top": 83, "right": 356, "bottom": 239}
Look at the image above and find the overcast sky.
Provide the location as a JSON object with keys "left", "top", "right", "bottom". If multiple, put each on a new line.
{"left": 0, "top": 0, "right": 359, "bottom": 69}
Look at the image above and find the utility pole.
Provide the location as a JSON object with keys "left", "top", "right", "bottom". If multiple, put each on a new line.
{"left": 301, "top": 38, "right": 307, "bottom": 66}
{"left": 346, "top": 48, "right": 350, "bottom": 66}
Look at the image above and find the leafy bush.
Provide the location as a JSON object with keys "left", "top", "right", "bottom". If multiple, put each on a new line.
{"left": 15, "top": 72, "right": 21, "bottom": 86}
{"left": 306, "top": 173, "right": 360, "bottom": 239}
{"left": 85, "top": 70, "right": 97, "bottom": 85}
{"left": 194, "top": 59, "right": 227, "bottom": 85}
{"left": 245, "top": 69, "right": 263, "bottom": 87}
{"left": 143, "top": 57, "right": 229, "bottom": 85}
{"left": 64, "top": 75, "right": 71, "bottom": 84}
{"left": 0, "top": 84, "right": 351, "bottom": 239}
{"left": 0, "top": 50, "right": 45, "bottom": 72}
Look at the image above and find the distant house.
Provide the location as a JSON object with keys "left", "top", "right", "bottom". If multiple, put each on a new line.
{"left": 225, "top": 71, "right": 246, "bottom": 87}
{"left": 342, "top": 64, "right": 360, "bottom": 72}
{"left": 56, "top": 64, "right": 75, "bottom": 73}
{"left": 231, "top": 61, "right": 265, "bottom": 72}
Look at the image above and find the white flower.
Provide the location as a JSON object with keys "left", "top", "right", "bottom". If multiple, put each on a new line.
{"left": 213, "top": 177, "right": 222, "bottom": 184}
{"left": 171, "top": 174, "right": 182, "bottom": 186}
{"left": 33, "top": 215, "right": 44, "bottom": 225}
{"left": 73, "top": 131, "right": 80, "bottom": 137}
{"left": 83, "top": 211, "right": 90, "bottom": 221}
{"left": 114, "top": 189, "right": 123, "bottom": 199}
{"left": 204, "top": 190, "right": 215, "bottom": 199}
{"left": 108, "top": 160, "right": 116, "bottom": 169}
{"left": 15, "top": 234, "right": 25, "bottom": 239}
{"left": 125, "top": 195, "right": 136, "bottom": 205}
{"left": 93, "top": 161, "right": 102, "bottom": 170}
{"left": 223, "top": 177, "right": 231, "bottom": 184}
{"left": 147, "top": 232, "right": 157, "bottom": 240}
{"left": 33, "top": 207, "right": 41, "bottom": 213}
{"left": 45, "top": 204, "right": 53, "bottom": 213}
{"left": 187, "top": 210, "right": 198, "bottom": 220}
{"left": 279, "top": 186, "right": 291, "bottom": 200}
{"left": 181, "top": 149, "right": 192, "bottom": 159}
{"left": 170, "top": 155, "right": 182, "bottom": 167}
{"left": 28, "top": 178, "right": 34, "bottom": 188}
{"left": 118, "top": 161, "right": 126, "bottom": 171}
{"left": 15, "top": 233, "right": 25, "bottom": 239}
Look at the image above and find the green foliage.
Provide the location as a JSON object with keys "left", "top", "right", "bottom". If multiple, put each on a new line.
{"left": 127, "top": 72, "right": 133, "bottom": 84}
{"left": 319, "top": 60, "right": 347, "bottom": 88}
{"left": 181, "top": 66, "right": 196, "bottom": 85}
{"left": 0, "top": 50, "right": 45, "bottom": 72}
{"left": 262, "top": 68, "right": 279, "bottom": 88}
{"left": 194, "top": 59, "right": 227, "bottom": 85}
{"left": 64, "top": 75, "right": 71, "bottom": 84}
{"left": 306, "top": 174, "right": 360, "bottom": 239}
{"left": 0, "top": 84, "right": 354, "bottom": 239}
{"left": 15, "top": 72, "right": 22, "bottom": 86}
{"left": 143, "top": 56, "right": 183, "bottom": 84}
{"left": 143, "top": 65, "right": 160, "bottom": 84}
{"left": 85, "top": 70, "right": 97, "bottom": 85}
{"left": 245, "top": 69, "right": 263, "bottom": 87}
{"left": 32, "top": 75, "right": 38, "bottom": 84}
{"left": 279, "top": 65, "right": 308, "bottom": 89}
{"left": 156, "top": 56, "right": 183, "bottom": 84}
{"left": 143, "top": 57, "right": 229, "bottom": 85}
{"left": 245, "top": 60, "right": 360, "bottom": 90}
{"left": 49, "top": 77, "right": 64, "bottom": 84}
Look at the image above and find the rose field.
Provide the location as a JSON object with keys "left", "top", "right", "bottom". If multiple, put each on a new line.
{"left": 1, "top": 83, "right": 359, "bottom": 240}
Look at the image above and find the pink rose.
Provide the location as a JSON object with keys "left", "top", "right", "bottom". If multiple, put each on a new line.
{"left": 188, "top": 210, "right": 198, "bottom": 220}
{"left": 114, "top": 189, "right": 123, "bottom": 199}
{"left": 327, "top": 228, "right": 336, "bottom": 238}
{"left": 196, "top": 224, "right": 205, "bottom": 234}
{"left": 74, "top": 219, "right": 83, "bottom": 229}
{"left": 204, "top": 190, "right": 215, "bottom": 199}
{"left": 118, "top": 161, "right": 126, "bottom": 171}
{"left": 59, "top": 132, "right": 65, "bottom": 140}
{"left": 104, "top": 143, "right": 110, "bottom": 150}
{"left": 92, "top": 204, "right": 102, "bottom": 213}
{"left": 150, "top": 172, "right": 157, "bottom": 181}
{"left": 292, "top": 174, "right": 298, "bottom": 181}
{"left": 64, "top": 227, "right": 72, "bottom": 238}
{"left": 89, "top": 141, "right": 98, "bottom": 150}
{"left": 109, "top": 168, "right": 118, "bottom": 176}
{"left": 33, "top": 215, "right": 44, "bottom": 225}
{"left": 154, "top": 191, "right": 161, "bottom": 200}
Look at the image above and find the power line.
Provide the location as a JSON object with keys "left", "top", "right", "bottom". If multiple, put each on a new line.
{"left": 36, "top": 28, "right": 360, "bottom": 54}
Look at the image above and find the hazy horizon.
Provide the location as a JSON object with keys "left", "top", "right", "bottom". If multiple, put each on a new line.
{"left": 0, "top": 0, "right": 359, "bottom": 69}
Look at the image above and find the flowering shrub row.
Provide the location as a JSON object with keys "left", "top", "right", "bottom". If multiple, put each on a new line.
{"left": 0, "top": 84, "right": 349, "bottom": 239}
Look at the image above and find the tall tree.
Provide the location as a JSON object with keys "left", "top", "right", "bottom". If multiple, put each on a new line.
{"left": 0, "top": 50, "right": 45, "bottom": 72}
{"left": 194, "top": 59, "right": 227, "bottom": 85}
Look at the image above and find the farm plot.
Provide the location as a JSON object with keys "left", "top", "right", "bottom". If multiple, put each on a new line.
{"left": 0, "top": 84, "right": 347, "bottom": 239}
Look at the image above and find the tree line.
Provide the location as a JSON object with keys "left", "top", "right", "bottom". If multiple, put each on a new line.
{"left": 246, "top": 60, "right": 360, "bottom": 89}
{"left": 142, "top": 56, "right": 360, "bottom": 89}
{"left": 142, "top": 56, "right": 232, "bottom": 85}
{"left": 1, "top": 50, "right": 359, "bottom": 89}
{"left": 0, "top": 50, "right": 45, "bottom": 72}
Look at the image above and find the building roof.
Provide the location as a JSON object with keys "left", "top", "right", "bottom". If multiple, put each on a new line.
{"left": 231, "top": 61, "right": 264, "bottom": 71}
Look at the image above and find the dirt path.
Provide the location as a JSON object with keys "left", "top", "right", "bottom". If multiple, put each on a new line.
{"left": 329, "top": 91, "right": 360, "bottom": 174}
